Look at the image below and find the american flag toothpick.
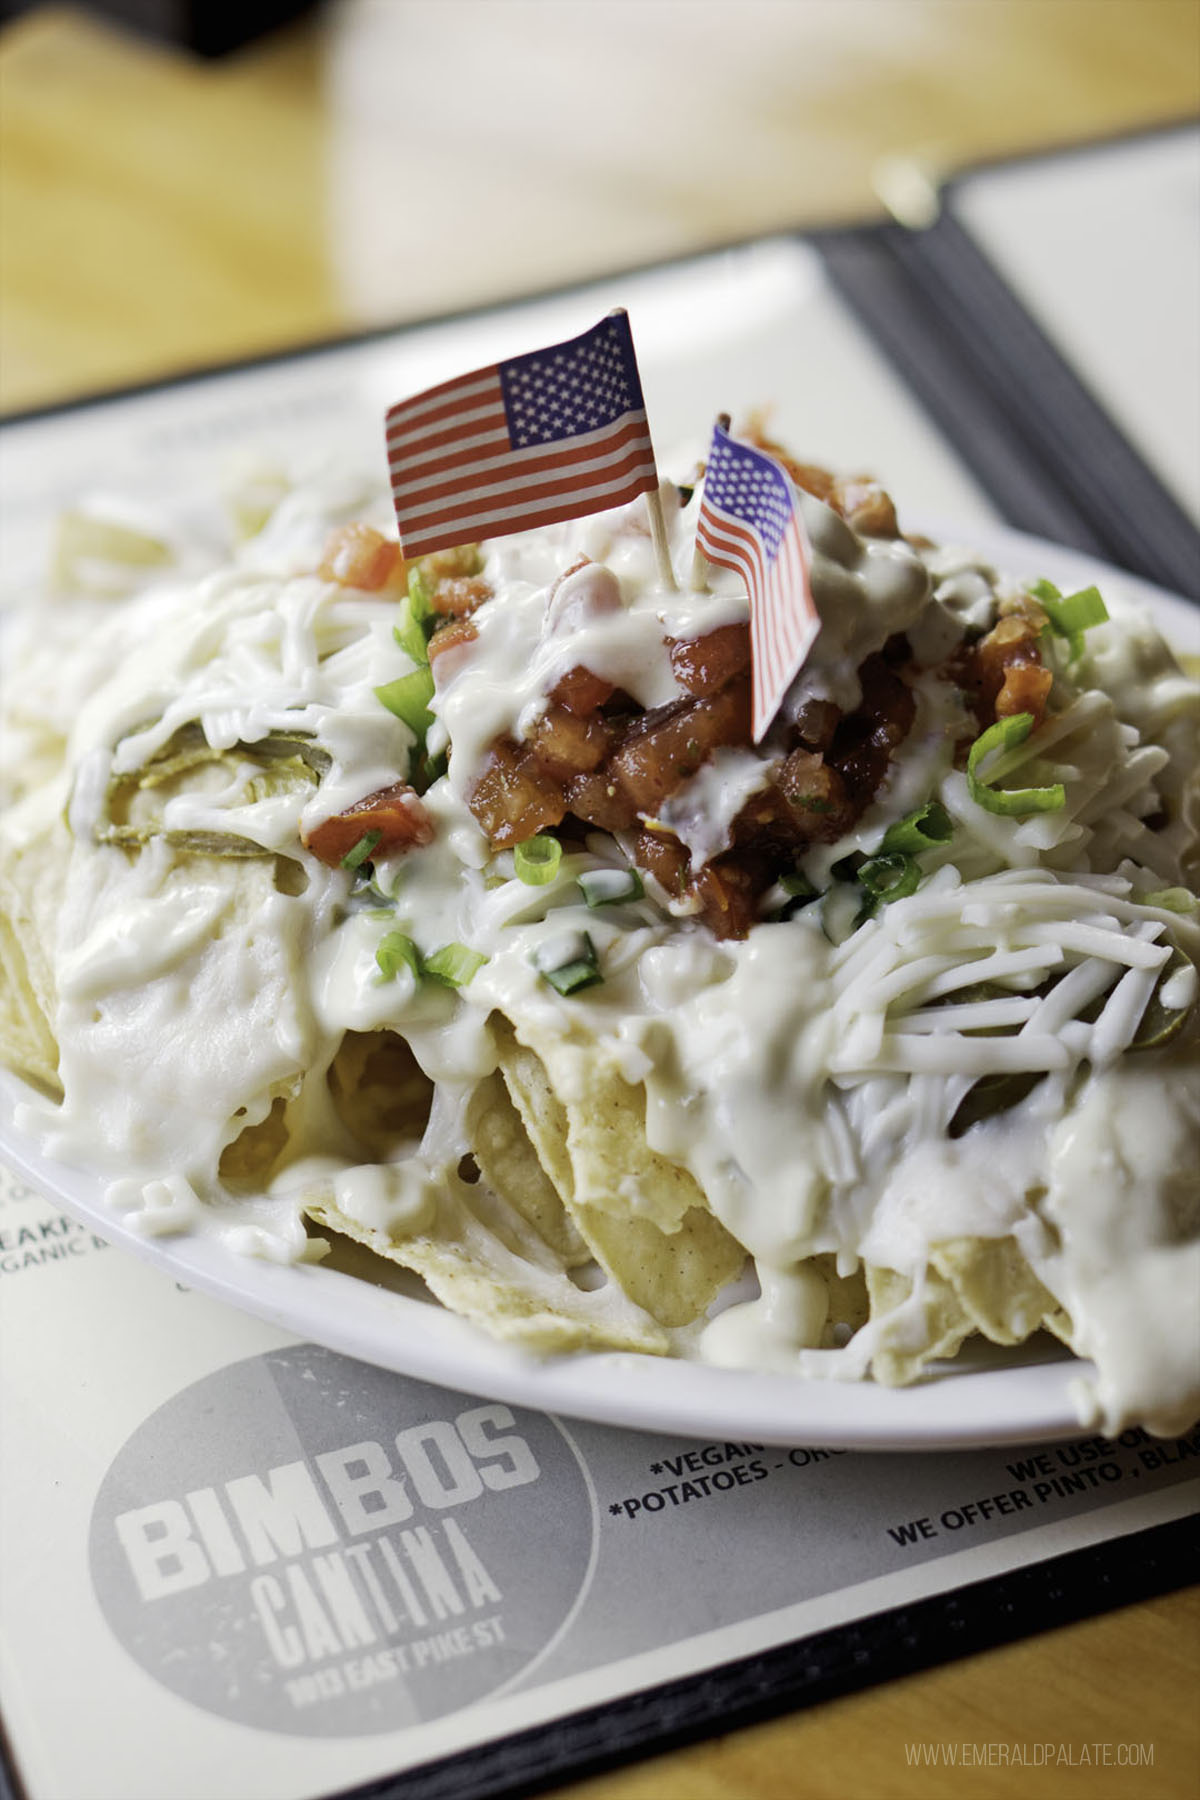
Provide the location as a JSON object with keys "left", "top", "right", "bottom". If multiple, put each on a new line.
{"left": 696, "top": 421, "right": 820, "bottom": 742}
{"left": 385, "top": 310, "right": 667, "bottom": 575}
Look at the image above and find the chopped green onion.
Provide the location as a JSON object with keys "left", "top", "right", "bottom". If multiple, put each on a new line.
{"left": 375, "top": 666, "right": 435, "bottom": 742}
{"left": 777, "top": 869, "right": 819, "bottom": 920}
{"left": 374, "top": 927, "right": 486, "bottom": 989}
{"left": 966, "top": 713, "right": 1066, "bottom": 817}
{"left": 880, "top": 799, "right": 953, "bottom": 855}
{"left": 1131, "top": 947, "right": 1195, "bottom": 1051}
{"left": 407, "top": 565, "right": 435, "bottom": 619}
{"left": 533, "top": 930, "right": 602, "bottom": 995}
{"left": 855, "top": 851, "right": 920, "bottom": 922}
{"left": 375, "top": 929, "right": 422, "bottom": 980}
{"left": 820, "top": 882, "right": 861, "bottom": 946}
{"left": 394, "top": 602, "right": 431, "bottom": 665}
{"left": 393, "top": 567, "right": 439, "bottom": 664}
{"left": 949, "top": 1070, "right": 1043, "bottom": 1138}
{"left": 411, "top": 747, "right": 448, "bottom": 796}
{"left": 353, "top": 870, "right": 397, "bottom": 910}
{"left": 1030, "top": 578, "right": 1108, "bottom": 660}
{"left": 1141, "top": 887, "right": 1197, "bottom": 914}
{"left": 857, "top": 851, "right": 921, "bottom": 906}
{"left": 423, "top": 942, "right": 487, "bottom": 989}
{"left": 578, "top": 866, "right": 644, "bottom": 908}
{"left": 830, "top": 851, "right": 867, "bottom": 882}
{"left": 514, "top": 835, "right": 563, "bottom": 886}
{"left": 341, "top": 829, "right": 382, "bottom": 871}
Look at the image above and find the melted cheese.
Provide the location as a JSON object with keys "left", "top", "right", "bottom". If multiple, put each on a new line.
{"left": 5, "top": 460, "right": 1199, "bottom": 1437}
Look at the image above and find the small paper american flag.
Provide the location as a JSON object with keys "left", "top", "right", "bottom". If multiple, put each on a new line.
{"left": 696, "top": 423, "right": 820, "bottom": 741}
{"left": 385, "top": 310, "right": 659, "bottom": 558}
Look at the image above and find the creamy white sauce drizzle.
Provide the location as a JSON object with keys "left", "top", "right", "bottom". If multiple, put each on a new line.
{"left": 4, "top": 457, "right": 1199, "bottom": 1436}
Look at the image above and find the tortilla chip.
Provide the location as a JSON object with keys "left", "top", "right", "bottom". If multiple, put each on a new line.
{"left": 866, "top": 1262, "right": 975, "bottom": 1385}
{"left": 466, "top": 1072, "right": 590, "bottom": 1266}
{"left": 502, "top": 1023, "right": 704, "bottom": 1231}
{"left": 930, "top": 1235, "right": 1072, "bottom": 1346}
{"left": 812, "top": 1253, "right": 871, "bottom": 1346}
{"left": 218, "top": 1093, "right": 292, "bottom": 1190}
{"left": 867, "top": 1234, "right": 1078, "bottom": 1383}
{"left": 304, "top": 1173, "right": 670, "bottom": 1356}
{"left": 494, "top": 1022, "right": 745, "bottom": 1327}
{"left": 0, "top": 818, "right": 68, "bottom": 1096}
{"left": 327, "top": 1030, "right": 435, "bottom": 1160}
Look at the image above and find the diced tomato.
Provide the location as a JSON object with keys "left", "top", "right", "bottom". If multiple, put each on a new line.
{"left": 428, "top": 618, "right": 479, "bottom": 685}
{"left": 668, "top": 623, "right": 752, "bottom": 697}
{"left": 318, "top": 524, "right": 405, "bottom": 593}
{"left": 690, "top": 856, "right": 766, "bottom": 940}
{"left": 831, "top": 476, "right": 899, "bottom": 539}
{"left": 609, "top": 678, "right": 752, "bottom": 814}
{"left": 303, "top": 782, "right": 433, "bottom": 867}
{"left": 431, "top": 575, "right": 492, "bottom": 617}
{"left": 633, "top": 826, "right": 690, "bottom": 897}
{"left": 956, "top": 611, "right": 1053, "bottom": 731}
{"left": 789, "top": 697, "right": 841, "bottom": 751}
{"left": 995, "top": 660, "right": 1054, "bottom": 723}
{"left": 466, "top": 740, "right": 566, "bottom": 848}
{"left": 775, "top": 749, "right": 852, "bottom": 841}
{"left": 550, "top": 664, "right": 616, "bottom": 715}
{"left": 525, "top": 705, "right": 612, "bottom": 779}
{"left": 563, "top": 766, "right": 639, "bottom": 832}
{"left": 423, "top": 545, "right": 482, "bottom": 581}
{"left": 829, "top": 655, "right": 916, "bottom": 805}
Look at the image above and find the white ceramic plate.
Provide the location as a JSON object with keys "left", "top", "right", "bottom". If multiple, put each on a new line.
{"left": 2, "top": 524, "right": 1196, "bottom": 1449}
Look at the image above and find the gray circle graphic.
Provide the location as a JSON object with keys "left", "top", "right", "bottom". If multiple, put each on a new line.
{"left": 89, "top": 1345, "right": 596, "bottom": 1736}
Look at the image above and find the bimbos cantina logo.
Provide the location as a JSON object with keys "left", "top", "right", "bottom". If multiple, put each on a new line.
{"left": 89, "top": 1347, "right": 597, "bottom": 1737}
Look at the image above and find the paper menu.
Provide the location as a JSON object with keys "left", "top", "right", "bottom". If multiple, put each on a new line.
{"left": 2, "top": 1156, "right": 1197, "bottom": 1800}
{"left": 951, "top": 126, "right": 1200, "bottom": 526}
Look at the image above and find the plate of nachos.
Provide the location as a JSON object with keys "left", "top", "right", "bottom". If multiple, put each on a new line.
{"left": 2, "top": 412, "right": 1197, "bottom": 1448}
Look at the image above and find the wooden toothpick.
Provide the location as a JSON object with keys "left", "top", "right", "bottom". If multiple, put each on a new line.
{"left": 645, "top": 484, "right": 677, "bottom": 591}
{"left": 689, "top": 412, "right": 731, "bottom": 592}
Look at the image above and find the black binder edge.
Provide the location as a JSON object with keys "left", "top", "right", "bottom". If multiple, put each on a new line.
{"left": 8, "top": 1515, "right": 1182, "bottom": 1800}
{"left": 321, "top": 1514, "right": 1197, "bottom": 1800}
{"left": 813, "top": 199, "right": 1200, "bottom": 600}
{"left": 9, "top": 1512, "right": 1180, "bottom": 1792}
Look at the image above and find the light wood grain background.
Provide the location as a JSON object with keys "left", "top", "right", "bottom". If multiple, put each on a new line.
{"left": 2, "top": 0, "right": 1199, "bottom": 412}
{"left": 1, "top": 3, "right": 1198, "bottom": 1796}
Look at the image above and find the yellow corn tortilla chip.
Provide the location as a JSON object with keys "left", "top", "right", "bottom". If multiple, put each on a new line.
{"left": 218, "top": 1093, "right": 293, "bottom": 1190}
{"left": 930, "top": 1235, "right": 1075, "bottom": 1347}
{"left": 494, "top": 1021, "right": 745, "bottom": 1328}
{"left": 866, "top": 1262, "right": 975, "bottom": 1386}
{"left": 304, "top": 1173, "right": 670, "bottom": 1356}
{"left": 0, "top": 898, "right": 59, "bottom": 1094}
{"left": 466, "top": 1072, "right": 591, "bottom": 1266}
{"left": 501, "top": 1022, "right": 704, "bottom": 1231}
{"left": 812, "top": 1253, "right": 871, "bottom": 1347}
{"left": 327, "top": 1029, "right": 436, "bottom": 1160}
{"left": 867, "top": 1235, "right": 1077, "bottom": 1383}
{"left": 0, "top": 817, "right": 69, "bottom": 1096}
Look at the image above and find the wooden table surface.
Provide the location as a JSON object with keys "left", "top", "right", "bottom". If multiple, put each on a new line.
{"left": 2, "top": 3, "right": 1198, "bottom": 1796}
